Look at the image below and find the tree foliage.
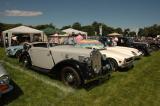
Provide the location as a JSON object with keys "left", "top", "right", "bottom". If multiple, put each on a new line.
{"left": 138, "top": 24, "right": 160, "bottom": 37}
{"left": 35, "top": 23, "right": 55, "bottom": 30}
{"left": 61, "top": 25, "right": 71, "bottom": 30}
{"left": 72, "top": 22, "right": 81, "bottom": 30}
{"left": 0, "top": 22, "right": 160, "bottom": 37}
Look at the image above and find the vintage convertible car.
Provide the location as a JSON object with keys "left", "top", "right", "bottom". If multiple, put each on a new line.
{"left": 63, "top": 39, "right": 134, "bottom": 71}
{"left": 106, "top": 46, "right": 142, "bottom": 59}
{"left": 19, "top": 42, "right": 112, "bottom": 88}
{"left": 76, "top": 39, "right": 142, "bottom": 59}
{"left": 6, "top": 45, "right": 23, "bottom": 57}
{"left": 0, "top": 63, "right": 13, "bottom": 97}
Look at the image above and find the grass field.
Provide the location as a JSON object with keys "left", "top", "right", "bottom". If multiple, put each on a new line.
{"left": 0, "top": 47, "right": 160, "bottom": 106}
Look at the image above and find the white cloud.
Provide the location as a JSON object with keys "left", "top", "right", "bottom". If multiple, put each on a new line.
{"left": 3, "top": 10, "right": 43, "bottom": 17}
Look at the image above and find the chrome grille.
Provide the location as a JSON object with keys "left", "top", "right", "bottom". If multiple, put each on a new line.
{"left": 90, "top": 49, "right": 102, "bottom": 74}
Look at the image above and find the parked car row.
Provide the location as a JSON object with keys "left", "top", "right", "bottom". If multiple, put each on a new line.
{"left": 5, "top": 36, "right": 155, "bottom": 88}
{"left": 99, "top": 36, "right": 152, "bottom": 56}
{"left": 16, "top": 39, "right": 142, "bottom": 87}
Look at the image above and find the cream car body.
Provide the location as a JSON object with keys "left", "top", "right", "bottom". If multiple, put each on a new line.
{"left": 28, "top": 45, "right": 92, "bottom": 69}
{"left": 106, "top": 46, "right": 142, "bottom": 59}
{"left": 100, "top": 49, "right": 133, "bottom": 68}
{"left": 82, "top": 45, "right": 134, "bottom": 68}
{"left": 20, "top": 42, "right": 112, "bottom": 87}
{"left": 74, "top": 41, "right": 134, "bottom": 69}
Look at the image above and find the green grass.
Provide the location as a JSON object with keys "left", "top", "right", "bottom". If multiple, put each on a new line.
{"left": 0, "top": 47, "right": 160, "bottom": 106}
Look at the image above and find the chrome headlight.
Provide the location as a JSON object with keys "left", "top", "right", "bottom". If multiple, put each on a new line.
{"left": 78, "top": 56, "right": 91, "bottom": 65}
{"left": 102, "top": 54, "right": 107, "bottom": 60}
{"left": 0, "top": 75, "right": 10, "bottom": 84}
{"left": 90, "top": 49, "right": 102, "bottom": 74}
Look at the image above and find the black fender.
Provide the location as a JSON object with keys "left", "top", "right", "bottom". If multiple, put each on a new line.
{"left": 19, "top": 51, "right": 31, "bottom": 64}
{"left": 51, "top": 59, "right": 88, "bottom": 83}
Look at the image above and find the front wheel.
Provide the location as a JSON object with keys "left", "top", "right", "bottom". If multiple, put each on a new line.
{"left": 108, "top": 58, "right": 118, "bottom": 71}
{"left": 61, "top": 67, "right": 81, "bottom": 88}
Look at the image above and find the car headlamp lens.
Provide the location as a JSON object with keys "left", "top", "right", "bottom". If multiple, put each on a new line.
{"left": 79, "top": 56, "right": 91, "bottom": 64}
{"left": 102, "top": 54, "right": 107, "bottom": 60}
{"left": 0, "top": 75, "right": 10, "bottom": 84}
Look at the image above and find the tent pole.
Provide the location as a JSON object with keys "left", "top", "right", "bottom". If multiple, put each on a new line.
{"left": 2, "top": 32, "right": 6, "bottom": 48}
{"left": 8, "top": 32, "right": 12, "bottom": 47}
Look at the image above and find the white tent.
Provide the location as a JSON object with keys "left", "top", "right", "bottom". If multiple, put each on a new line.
{"left": 2, "top": 26, "right": 47, "bottom": 47}
{"left": 62, "top": 28, "right": 87, "bottom": 38}
{"left": 108, "top": 32, "right": 122, "bottom": 36}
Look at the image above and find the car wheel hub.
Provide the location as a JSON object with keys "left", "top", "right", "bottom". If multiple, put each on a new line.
{"left": 66, "top": 73, "right": 74, "bottom": 83}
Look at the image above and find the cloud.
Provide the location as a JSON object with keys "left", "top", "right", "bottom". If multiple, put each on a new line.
{"left": 2, "top": 10, "right": 43, "bottom": 17}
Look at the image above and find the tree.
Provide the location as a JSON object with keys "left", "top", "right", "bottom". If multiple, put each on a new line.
{"left": 35, "top": 23, "right": 55, "bottom": 30}
{"left": 92, "top": 21, "right": 101, "bottom": 35}
{"left": 138, "top": 24, "right": 160, "bottom": 37}
{"left": 72, "top": 22, "right": 81, "bottom": 30}
{"left": 102, "top": 24, "right": 114, "bottom": 35}
{"left": 129, "top": 31, "right": 136, "bottom": 37}
{"left": 123, "top": 28, "right": 130, "bottom": 36}
{"left": 82, "top": 25, "right": 95, "bottom": 36}
{"left": 138, "top": 28, "right": 144, "bottom": 36}
{"left": 61, "top": 25, "right": 71, "bottom": 30}
{"left": 115, "top": 28, "right": 123, "bottom": 34}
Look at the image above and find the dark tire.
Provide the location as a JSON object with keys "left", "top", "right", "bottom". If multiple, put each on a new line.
{"left": 61, "top": 66, "right": 81, "bottom": 88}
{"left": 15, "top": 50, "right": 21, "bottom": 58}
{"left": 108, "top": 58, "right": 118, "bottom": 71}
{"left": 21, "top": 55, "right": 31, "bottom": 68}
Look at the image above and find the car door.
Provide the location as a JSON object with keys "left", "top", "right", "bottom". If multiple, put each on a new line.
{"left": 29, "top": 43, "right": 54, "bottom": 69}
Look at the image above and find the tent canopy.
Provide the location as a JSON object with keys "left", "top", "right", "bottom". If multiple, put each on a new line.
{"left": 3, "top": 26, "right": 43, "bottom": 34}
{"left": 2, "top": 25, "right": 47, "bottom": 47}
{"left": 108, "top": 32, "right": 122, "bottom": 36}
{"left": 62, "top": 28, "right": 87, "bottom": 35}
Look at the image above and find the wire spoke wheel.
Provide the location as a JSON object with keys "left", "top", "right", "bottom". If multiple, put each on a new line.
{"left": 22, "top": 55, "right": 30, "bottom": 68}
{"left": 61, "top": 67, "right": 81, "bottom": 88}
{"left": 15, "top": 50, "right": 21, "bottom": 58}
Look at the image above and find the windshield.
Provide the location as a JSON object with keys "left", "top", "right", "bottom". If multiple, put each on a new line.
{"left": 63, "top": 37, "right": 76, "bottom": 45}
{"left": 76, "top": 40, "right": 105, "bottom": 49}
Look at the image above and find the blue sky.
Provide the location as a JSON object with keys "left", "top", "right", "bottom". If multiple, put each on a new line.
{"left": 0, "top": 0, "right": 160, "bottom": 31}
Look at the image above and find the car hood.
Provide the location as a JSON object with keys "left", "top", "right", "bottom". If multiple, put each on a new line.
{"left": 50, "top": 45, "right": 93, "bottom": 57}
{"left": 100, "top": 49, "right": 132, "bottom": 59}
{"left": 0, "top": 63, "right": 8, "bottom": 77}
{"left": 114, "top": 46, "right": 142, "bottom": 55}
{"left": 110, "top": 46, "right": 137, "bottom": 51}
{"left": 6, "top": 45, "right": 23, "bottom": 50}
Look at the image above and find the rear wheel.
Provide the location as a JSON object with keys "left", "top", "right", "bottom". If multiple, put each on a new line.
{"left": 15, "top": 50, "right": 21, "bottom": 58}
{"left": 21, "top": 55, "right": 31, "bottom": 68}
{"left": 61, "top": 66, "right": 81, "bottom": 88}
